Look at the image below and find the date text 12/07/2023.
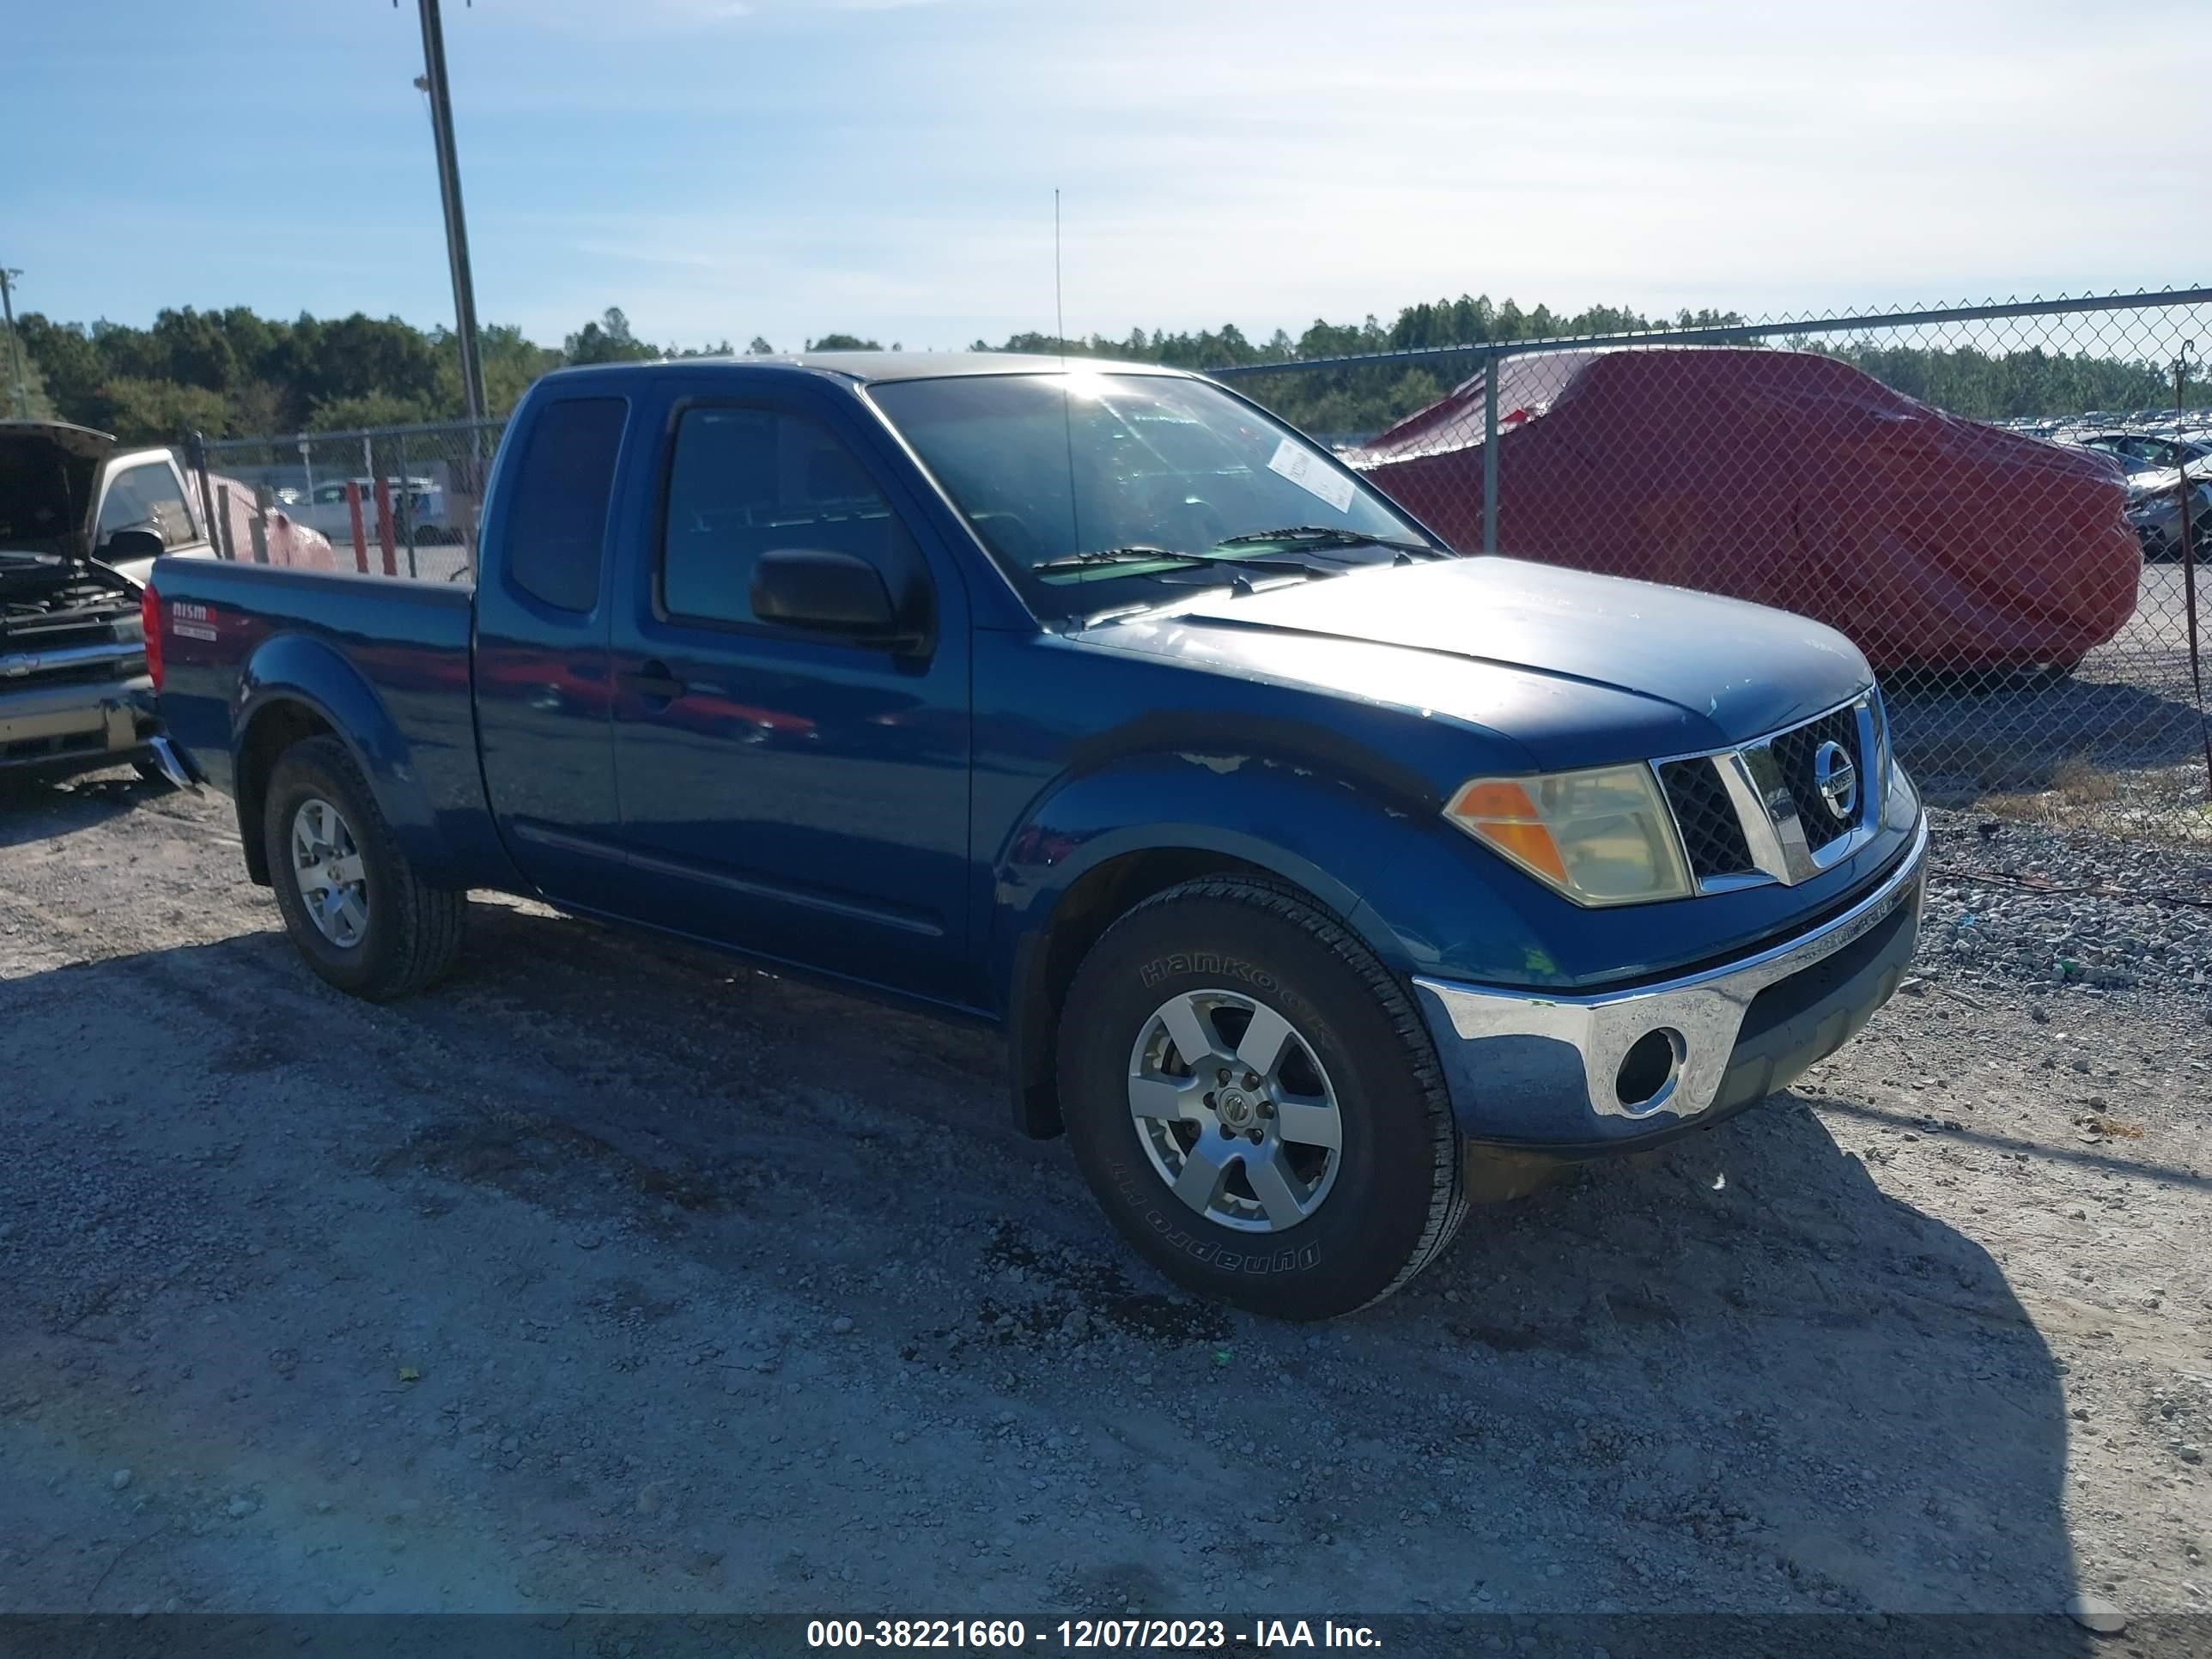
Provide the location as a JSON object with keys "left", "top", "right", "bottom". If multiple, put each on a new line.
{"left": 804, "top": 1619, "right": 1383, "bottom": 1650}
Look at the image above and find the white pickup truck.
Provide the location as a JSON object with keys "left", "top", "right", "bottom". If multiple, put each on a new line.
{"left": 0, "top": 422, "right": 222, "bottom": 781}
{"left": 1, "top": 422, "right": 348, "bottom": 784}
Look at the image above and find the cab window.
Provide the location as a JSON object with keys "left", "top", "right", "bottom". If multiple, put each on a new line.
{"left": 660, "top": 406, "right": 918, "bottom": 628}
{"left": 501, "top": 398, "right": 629, "bottom": 613}
{"left": 97, "top": 460, "right": 199, "bottom": 550}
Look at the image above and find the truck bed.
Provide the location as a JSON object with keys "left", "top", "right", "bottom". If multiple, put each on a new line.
{"left": 151, "top": 562, "right": 513, "bottom": 890}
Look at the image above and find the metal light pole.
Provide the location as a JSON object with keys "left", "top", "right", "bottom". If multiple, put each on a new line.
{"left": 408, "top": 0, "right": 486, "bottom": 429}
{"left": 0, "top": 267, "right": 28, "bottom": 419}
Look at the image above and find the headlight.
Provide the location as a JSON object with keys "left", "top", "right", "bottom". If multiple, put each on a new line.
{"left": 1443, "top": 764, "right": 1692, "bottom": 907}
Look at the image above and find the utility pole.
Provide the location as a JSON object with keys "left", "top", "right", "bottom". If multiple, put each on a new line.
{"left": 409, "top": 0, "right": 486, "bottom": 428}
{"left": 0, "top": 268, "right": 28, "bottom": 419}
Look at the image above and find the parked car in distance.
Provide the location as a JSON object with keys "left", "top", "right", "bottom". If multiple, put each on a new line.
{"left": 2120, "top": 463, "right": 2212, "bottom": 560}
{"left": 2073, "top": 429, "right": 2212, "bottom": 471}
{"left": 0, "top": 421, "right": 211, "bottom": 783}
{"left": 280, "top": 477, "right": 459, "bottom": 545}
{"left": 148, "top": 353, "right": 1928, "bottom": 1319}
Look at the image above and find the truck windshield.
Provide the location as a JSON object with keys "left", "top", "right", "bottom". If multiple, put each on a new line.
{"left": 867, "top": 371, "right": 1442, "bottom": 618}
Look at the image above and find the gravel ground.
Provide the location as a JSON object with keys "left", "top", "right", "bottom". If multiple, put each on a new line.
{"left": 2, "top": 768, "right": 2209, "bottom": 1637}
{"left": 1890, "top": 565, "right": 2212, "bottom": 809}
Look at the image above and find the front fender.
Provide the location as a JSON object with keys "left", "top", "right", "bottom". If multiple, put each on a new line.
{"left": 992, "top": 751, "right": 1403, "bottom": 988}
{"left": 235, "top": 633, "right": 447, "bottom": 882}
{"left": 987, "top": 748, "right": 1565, "bottom": 1138}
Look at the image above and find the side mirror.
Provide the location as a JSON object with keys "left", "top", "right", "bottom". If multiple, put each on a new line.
{"left": 100, "top": 526, "right": 166, "bottom": 566}
{"left": 750, "top": 547, "right": 928, "bottom": 651}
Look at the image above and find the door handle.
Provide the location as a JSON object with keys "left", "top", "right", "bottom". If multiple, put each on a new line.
{"left": 618, "top": 660, "right": 687, "bottom": 702}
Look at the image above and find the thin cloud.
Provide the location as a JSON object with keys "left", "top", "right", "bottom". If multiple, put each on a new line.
{"left": 8, "top": 0, "right": 2203, "bottom": 345}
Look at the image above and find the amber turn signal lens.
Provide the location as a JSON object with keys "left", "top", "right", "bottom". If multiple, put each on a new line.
{"left": 1442, "top": 765, "right": 1692, "bottom": 907}
{"left": 1443, "top": 781, "right": 1570, "bottom": 884}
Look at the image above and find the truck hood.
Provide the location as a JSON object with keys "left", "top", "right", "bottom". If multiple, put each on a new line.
{"left": 1071, "top": 555, "right": 1874, "bottom": 763}
{"left": 0, "top": 420, "right": 115, "bottom": 560}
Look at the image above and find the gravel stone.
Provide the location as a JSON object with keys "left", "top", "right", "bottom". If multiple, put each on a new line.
{"left": 2, "top": 775, "right": 2209, "bottom": 1619}
{"left": 2065, "top": 1594, "right": 2127, "bottom": 1634}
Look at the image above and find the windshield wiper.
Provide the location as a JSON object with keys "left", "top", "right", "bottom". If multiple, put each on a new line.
{"left": 1039, "top": 544, "right": 1352, "bottom": 613}
{"left": 1212, "top": 526, "right": 1438, "bottom": 556}
{"left": 1030, "top": 545, "right": 1207, "bottom": 574}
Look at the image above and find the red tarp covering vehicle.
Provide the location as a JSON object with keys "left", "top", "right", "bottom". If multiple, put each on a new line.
{"left": 185, "top": 471, "right": 342, "bottom": 572}
{"left": 1350, "top": 347, "right": 2141, "bottom": 672}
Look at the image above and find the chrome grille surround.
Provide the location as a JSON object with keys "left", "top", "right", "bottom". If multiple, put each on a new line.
{"left": 1650, "top": 690, "right": 1886, "bottom": 894}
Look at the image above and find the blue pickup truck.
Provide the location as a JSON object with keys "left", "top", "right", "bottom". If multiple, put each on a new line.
{"left": 148, "top": 352, "right": 1926, "bottom": 1319}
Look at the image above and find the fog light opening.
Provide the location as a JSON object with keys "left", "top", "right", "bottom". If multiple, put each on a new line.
{"left": 1615, "top": 1028, "right": 1684, "bottom": 1110}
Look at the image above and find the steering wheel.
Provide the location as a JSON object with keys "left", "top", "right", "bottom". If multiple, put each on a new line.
{"left": 1161, "top": 494, "right": 1231, "bottom": 551}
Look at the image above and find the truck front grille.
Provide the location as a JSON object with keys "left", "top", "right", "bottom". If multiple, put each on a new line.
{"left": 1657, "top": 757, "right": 1755, "bottom": 881}
{"left": 0, "top": 637, "right": 148, "bottom": 690}
{"left": 0, "top": 587, "right": 146, "bottom": 693}
{"left": 1767, "top": 704, "right": 1864, "bottom": 842}
{"left": 1651, "top": 692, "right": 1885, "bottom": 893}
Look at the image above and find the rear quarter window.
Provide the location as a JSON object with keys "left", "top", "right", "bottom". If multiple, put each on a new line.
{"left": 501, "top": 398, "right": 628, "bottom": 612}
{"left": 98, "top": 459, "right": 200, "bottom": 549}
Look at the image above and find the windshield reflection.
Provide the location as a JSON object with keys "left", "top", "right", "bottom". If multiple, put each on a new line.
{"left": 869, "top": 372, "right": 1434, "bottom": 616}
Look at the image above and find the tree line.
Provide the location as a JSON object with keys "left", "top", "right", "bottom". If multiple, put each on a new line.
{"left": 1797, "top": 340, "right": 2189, "bottom": 423}
{"left": 5, "top": 295, "right": 2197, "bottom": 447}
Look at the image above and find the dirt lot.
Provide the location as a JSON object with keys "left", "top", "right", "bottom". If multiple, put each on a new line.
{"left": 3, "top": 769, "right": 2209, "bottom": 1634}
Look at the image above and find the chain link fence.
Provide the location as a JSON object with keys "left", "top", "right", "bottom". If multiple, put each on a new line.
{"left": 198, "top": 417, "right": 506, "bottom": 584}
{"left": 1220, "top": 289, "right": 2212, "bottom": 839}
{"left": 198, "top": 289, "right": 2211, "bottom": 838}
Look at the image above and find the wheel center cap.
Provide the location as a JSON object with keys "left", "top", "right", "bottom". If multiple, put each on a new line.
{"left": 1218, "top": 1089, "right": 1254, "bottom": 1127}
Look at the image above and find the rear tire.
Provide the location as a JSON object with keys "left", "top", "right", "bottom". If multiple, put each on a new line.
{"left": 1056, "top": 876, "right": 1466, "bottom": 1320}
{"left": 262, "top": 734, "right": 465, "bottom": 1000}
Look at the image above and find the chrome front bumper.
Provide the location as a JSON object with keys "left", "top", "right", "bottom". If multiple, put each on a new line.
{"left": 0, "top": 673, "right": 159, "bottom": 769}
{"left": 1412, "top": 815, "right": 1929, "bottom": 1152}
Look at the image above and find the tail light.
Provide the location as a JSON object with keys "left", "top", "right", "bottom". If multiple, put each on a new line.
{"left": 141, "top": 581, "right": 164, "bottom": 692}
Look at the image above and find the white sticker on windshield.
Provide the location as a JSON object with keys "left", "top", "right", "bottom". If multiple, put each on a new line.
{"left": 1267, "top": 436, "right": 1356, "bottom": 514}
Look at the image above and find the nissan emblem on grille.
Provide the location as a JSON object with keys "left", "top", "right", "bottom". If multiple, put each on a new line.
{"left": 1653, "top": 694, "right": 1880, "bottom": 893}
{"left": 1814, "top": 739, "right": 1858, "bottom": 821}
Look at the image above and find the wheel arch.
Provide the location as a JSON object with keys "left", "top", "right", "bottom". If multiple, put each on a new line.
{"left": 1002, "top": 836, "right": 1394, "bottom": 1141}
{"left": 232, "top": 633, "right": 442, "bottom": 887}
{"left": 234, "top": 696, "right": 339, "bottom": 884}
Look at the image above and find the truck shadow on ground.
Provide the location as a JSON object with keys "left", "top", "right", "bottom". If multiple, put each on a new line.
{"left": 3, "top": 901, "right": 2089, "bottom": 1636}
{"left": 1430, "top": 1103, "right": 2084, "bottom": 1613}
{"left": 440, "top": 903, "right": 2090, "bottom": 1630}
{"left": 0, "top": 769, "right": 173, "bottom": 848}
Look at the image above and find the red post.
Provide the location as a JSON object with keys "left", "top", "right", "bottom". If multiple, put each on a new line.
{"left": 344, "top": 482, "right": 368, "bottom": 574}
{"left": 373, "top": 477, "right": 398, "bottom": 577}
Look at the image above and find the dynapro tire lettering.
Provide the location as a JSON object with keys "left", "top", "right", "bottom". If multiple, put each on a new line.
{"left": 1107, "top": 1158, "right": 1320, "bottom": 1273}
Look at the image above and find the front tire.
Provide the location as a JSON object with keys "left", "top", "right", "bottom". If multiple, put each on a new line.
{"left": 1056, "top": 877, "right": 1466, "bottom": 1320}
{"left": 262, "top": 734, "right": 466, "bottom": 1000}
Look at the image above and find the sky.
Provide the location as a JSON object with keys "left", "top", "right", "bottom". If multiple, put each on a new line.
{"left": 8, "top": 0, "right": 2209, "bottom": 353}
